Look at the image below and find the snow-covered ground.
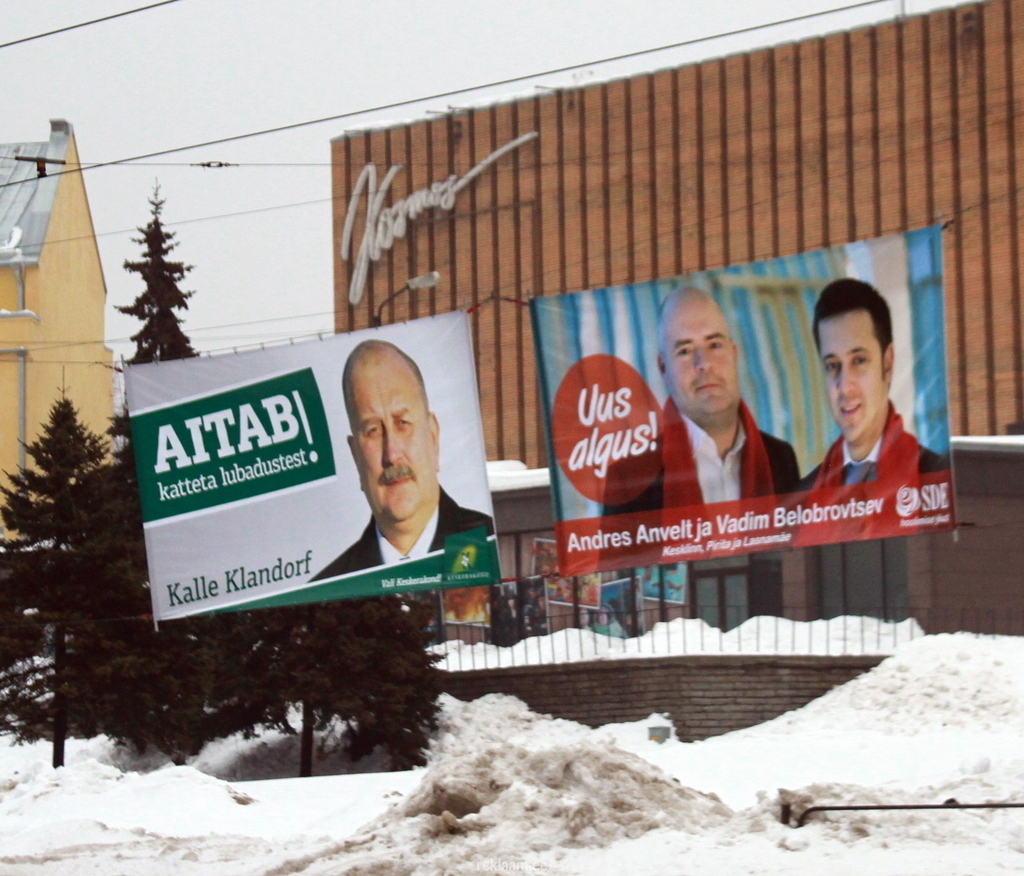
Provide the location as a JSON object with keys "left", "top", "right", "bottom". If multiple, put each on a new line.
{"left": 3, "top": 631, "right": 1024, "bottom": 875}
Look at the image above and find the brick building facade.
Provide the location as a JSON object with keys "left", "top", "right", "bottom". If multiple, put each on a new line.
{"left": 331, "top": 0, "right": 1024, "bottom": 630}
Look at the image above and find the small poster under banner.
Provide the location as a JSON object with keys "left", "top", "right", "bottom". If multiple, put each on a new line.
{"left": 442, "top": 585, "right": 491, "bottom": 626}
{"left": 639, "top": 564, "right": 686, "bottom": 604}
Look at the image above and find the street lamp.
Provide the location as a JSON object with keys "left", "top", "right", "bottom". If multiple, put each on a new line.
{"left": 372, "top": 271, "right": 442, "bottom": 326}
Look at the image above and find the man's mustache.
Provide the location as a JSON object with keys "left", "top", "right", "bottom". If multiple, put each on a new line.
{"left": 379, "top": 463, "right": 415, "bottom": 486}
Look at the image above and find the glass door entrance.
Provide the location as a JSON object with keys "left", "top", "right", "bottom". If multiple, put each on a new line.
{"left": 693, "top": 566, "right": 749, "bottom": 632}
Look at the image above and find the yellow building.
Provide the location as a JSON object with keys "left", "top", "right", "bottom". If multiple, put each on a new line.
{"left": 0, "top": 120, "right": 112, "bottom": 503}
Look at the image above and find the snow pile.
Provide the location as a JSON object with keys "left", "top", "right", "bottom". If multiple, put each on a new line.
{"left": 433, "top": 614, "right": 925, "bottom": 670}
{"left": 748, "top": 633, "right": 1024, "bottom": 735}
{"left": 0, "top": 760, "right": 255, "bottom": 842}
{"left": 0, "top": 758, "right": 282, "bottom": 869}
{"left": 292, "top": 695, "right": 731, "bottom": 874}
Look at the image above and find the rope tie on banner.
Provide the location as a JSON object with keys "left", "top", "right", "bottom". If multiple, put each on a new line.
{"left": 464, "top": 295, "right": 530, "bottom": 315}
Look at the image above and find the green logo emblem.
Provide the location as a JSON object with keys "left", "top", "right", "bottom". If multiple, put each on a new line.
{"left": 452, "top": 543, "right": 478, "bottom": 573}
{"left": 442, "top": 526, "right": 497, "bottom": 585}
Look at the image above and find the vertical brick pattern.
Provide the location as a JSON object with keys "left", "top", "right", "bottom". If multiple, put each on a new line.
{"left": 333, "top": 0, "right": 1024, "bottom": 466}
{"left": 440, "top": 655, "right": 882, "bottom": 741}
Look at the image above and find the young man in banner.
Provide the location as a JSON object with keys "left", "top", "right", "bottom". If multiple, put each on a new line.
{"left": 606, "top": 286, "right": 799, "bottom": 514}
{"left": 800, "top": 278, "right": 947, "bottom": 489}
{"left": 311, "top": 339, "right": 493, "bottom": 580}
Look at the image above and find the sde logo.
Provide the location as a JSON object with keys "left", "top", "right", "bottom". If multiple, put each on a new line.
{"left": 895, "top": 486, "right": 921, "bottom": 518}
{"left": 896, "top": 483, "right": 951, "bottom": 518}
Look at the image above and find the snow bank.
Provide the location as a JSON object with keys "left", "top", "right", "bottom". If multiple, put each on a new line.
{"left": 743, "top": 633, "right": 1024, "bottom": 735}
{"left": 4, "top": 632, "right": 1024, "bottom": 875}
{"left": 0, "top": 757, "right": 277, "bottom": 870}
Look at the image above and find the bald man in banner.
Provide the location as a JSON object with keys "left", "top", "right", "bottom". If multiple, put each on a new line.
{"left": 605, "top": 287, "right": 799, "bottom": 515}
{"left": 311, "top": 339, "right": 492, "bottom": 580}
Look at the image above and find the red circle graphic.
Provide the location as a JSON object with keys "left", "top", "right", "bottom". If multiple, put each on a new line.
{"left": 551, "top": 354, "right": 662, "bottom": 506}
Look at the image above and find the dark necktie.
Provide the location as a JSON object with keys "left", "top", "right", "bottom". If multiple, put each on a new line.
{"left": 843, "top": 460, "right": 877, "bottom": 485}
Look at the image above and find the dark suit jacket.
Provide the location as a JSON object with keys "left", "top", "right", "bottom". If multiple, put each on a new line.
{"left": 796, "top": 445, "right": 949, "bottom": 492}
{"left": 310, "top": 488, "right": 493, "bottom": 581}
{"left": 603, "top": 431, "right": 800, "bottom": 517}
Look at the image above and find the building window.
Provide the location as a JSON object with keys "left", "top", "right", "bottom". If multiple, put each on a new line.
{"left": 691, "top": 556, "right": 749, "bottom": 632}
{"left": 816, "top": 537, "right": 909, "bottom": 620}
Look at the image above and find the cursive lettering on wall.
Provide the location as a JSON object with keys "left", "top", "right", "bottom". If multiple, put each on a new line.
{"left": 340, "top": 131, "right": 539, "bottom": 305}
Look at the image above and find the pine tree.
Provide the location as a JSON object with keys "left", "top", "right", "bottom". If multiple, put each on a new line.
{"left": 0, "top": 398, "right": 126, "bottom": 766}
{"left": 111, "top": 185, "right": 199, "bottom": 554}
{"left": 107, "top": 188, "right": 441, "bottom": 775}
{"left": 207, "top": 598, "right": 441, "bottom": 774}
{"left": 112, "top": 186, "right": 197, "bottom": 513}
{"left": 118, "top": 187, "right": 196, "bottom": 364}
{"left": 97, "top": 187, "right": 216, "bottom": 762}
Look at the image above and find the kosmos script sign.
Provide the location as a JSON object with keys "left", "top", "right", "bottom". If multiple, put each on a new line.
{"left": 340, "top": 132, "right": 538, "bottom": 305}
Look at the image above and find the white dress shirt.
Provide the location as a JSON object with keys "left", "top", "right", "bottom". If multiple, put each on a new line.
{"left": 377, "top": 505, "right": 440, "bottom": 563}
{"left": 683, "top": 414, "right": 746, "bottom": 504}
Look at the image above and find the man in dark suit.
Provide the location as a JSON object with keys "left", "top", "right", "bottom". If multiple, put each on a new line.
{"left": 799, "top": 278, "right": 947, "bottom": 490}
{"left": 606, "top": 286, "right": 799, "bottom": 515}
{"left": 311, "top": 339, "right": 492, "bottom": 581}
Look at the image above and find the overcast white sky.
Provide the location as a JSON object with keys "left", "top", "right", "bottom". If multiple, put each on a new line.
{"left": 3, "top": 0, "right": 968, "bottom": 364}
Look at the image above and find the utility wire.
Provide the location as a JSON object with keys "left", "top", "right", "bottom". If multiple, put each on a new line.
{"left": 0, "top": 0, "right": 183, "bottom": 50}
{"left": 84, "top": 161, "right": 333, "bottom": 167}
{"left": 33, "top": 49, "right": 1021, "bottom": 253}
{"left": 0, "top": 0, "right": 890, "bottom": 191}
{"left": 12, "top": 63, "right": 1019, "bottom": 356}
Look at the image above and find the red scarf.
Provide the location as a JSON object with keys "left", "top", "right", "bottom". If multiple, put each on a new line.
{"left": 813, "top": 403, "right": 921, "bottom": 489}
{"left": 661, "top": 397, "right": 776, "bottom": 508}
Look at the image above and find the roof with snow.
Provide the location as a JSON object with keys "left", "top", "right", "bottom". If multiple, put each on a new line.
{"left": 0, "top": 119, "right": 72, "bottom": 268}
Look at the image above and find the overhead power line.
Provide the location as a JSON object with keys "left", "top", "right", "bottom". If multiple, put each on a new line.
{"left": 0, "top": 0, "right": 890, "bottom": 191}
{"left": 0, "top": 0, "right": 183, "bottom": 51}
{"left": 85, "top": 161, "right": 333, "bottom": 167}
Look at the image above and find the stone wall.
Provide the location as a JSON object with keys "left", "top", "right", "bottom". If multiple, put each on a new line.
{"left": 441, "top": 655, "right": 882, "bottom": 741}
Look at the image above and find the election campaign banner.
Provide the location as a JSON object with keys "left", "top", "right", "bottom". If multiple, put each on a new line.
{"left": 531, "top": 228, "right": 955, "bottom": 576}
{"left": 126, "top": 311, "right": 498, "bottom": 621}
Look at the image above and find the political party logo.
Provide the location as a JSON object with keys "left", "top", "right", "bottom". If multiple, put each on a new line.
{"left": 896, "top": 485, "right": 921, "bottom": 518}
{"left": 130, "top": 369, "right": 336, "bottom": 523}
{"left": 921, "top": 482, "right": 951, "bottom": 512}
{"left": 443, "top": 526, "right": 496, "bottom": 585}
{"left": 452, "top": 543, "right": 478, "bottom": 572}
{"left": 551, "top": 354, "right": 662, "bottom": 506}
{"left": 897, "top": 482, "right": 951, "bottom": 518}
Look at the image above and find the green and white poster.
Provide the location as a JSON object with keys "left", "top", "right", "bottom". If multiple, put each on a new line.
{"left": 126, "top": 311, "right": 498, "bottom": 621}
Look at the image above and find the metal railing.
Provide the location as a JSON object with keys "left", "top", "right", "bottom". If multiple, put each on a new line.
{"left": 782, "top": 799, "right": 1024, "bottom": 828}
{"left": 428, "top": 603, "right": 1024, "bottom": 672}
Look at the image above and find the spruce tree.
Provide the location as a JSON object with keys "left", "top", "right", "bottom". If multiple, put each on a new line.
{"left": 0, "top": 398, "right": 125, "bottom": 766}
{"left": 108, "top": 188, "right": 441, "bottom": 775}
{"left": 118, "top": 187, "right": 196, "bottom": 363}
{"left": 99, "top": 187, "right": 216, "bottom": 762}
{"left": 207, "top": 599, "right": 441, "bottom": 774}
